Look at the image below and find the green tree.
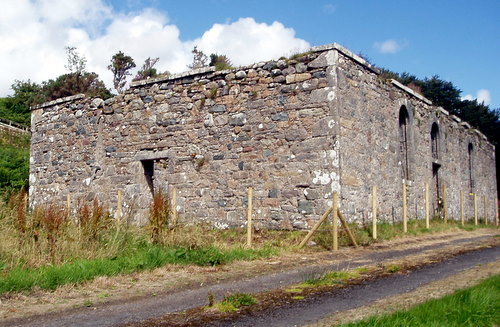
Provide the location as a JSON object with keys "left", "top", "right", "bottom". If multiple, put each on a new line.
{"left": 133, "top": 57, "right": 160, "bottom": 81}
{"left": 209, "top": 53, "right": 233, "bottom": 71}
{"left": 108, "top": 51, "right": 136, "bottom": 94}
{"left": 42, "top": 46, "right": 112, "bottom": 101}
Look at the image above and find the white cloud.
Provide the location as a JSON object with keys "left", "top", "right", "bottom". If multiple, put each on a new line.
{"left": 0, "top": 1, "right": 310, "bottom": 95}
{"left": 462, "top": 89, "right": 491, "bottom": 105}
{"left": 193, "top": 18, "right": 310, "bottom": 66}
{"left": 477, "top": 89, "right": 491, "bottom": 105}
{"left": 322, "top": 4, "right": 337, "bottom": 14}
{"left": 374, "top": 39, "right": 406, "bottom": 54}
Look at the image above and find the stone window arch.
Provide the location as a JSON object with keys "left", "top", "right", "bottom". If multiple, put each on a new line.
{"left": 430, "top": 122, "right": 440, "bottom": 160}
{"left": 398, "top": 105, "right": 411, "bottom": 180}
{"left": 468, "top": 143, "right": 474, "bottom": 193}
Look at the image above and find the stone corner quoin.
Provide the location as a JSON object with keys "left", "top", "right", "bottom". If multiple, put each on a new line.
{"left": 29, "top": 42, "right": 498, "bottom": 229}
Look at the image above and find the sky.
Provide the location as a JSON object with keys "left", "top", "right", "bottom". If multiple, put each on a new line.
{"left": 1, "top": 0, "right": 499, "bottom": 109}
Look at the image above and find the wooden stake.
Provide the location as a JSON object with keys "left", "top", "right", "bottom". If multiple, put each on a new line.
{"left": 117, "top": 190, "right": 122, "bottom": 222}
{"left": 171, "top": 188, "right": 177, "bottom": 226}
{"left": 372, "top": 185, "right": 377, "bottom": 240}
{"left": 460, "top": 190, "right": 464, "bottom": 226}
{"left": 474, "top": 193, "right": 478, "bottom": 225}
{"left": 483, "top": 196, "right": 487, "bottom": 225}
{"left": 425, "top": 183, "right": 430, "bottom": 229}
{"left": 442, "top": 184, "right": 447, "bottom": 223}
{"left": 66, "top": 194, "right": 71, "bottom": 218}
{"left": 332, "top": 192, "right": 338, "bottom": 251}
{"left": 337, "top": 209, "right": 358, "bottom": 247}
{"left": 246, "top": 187, "right": 253, "bottom": 247}
{"left": 496, "top": 198, "right": 499, "bottom": 226}
{"left": 298, "top": 206, "right": 333, "bottom": 248}
{"left": 402, "top": 181, "right": 407, "bottom": 233}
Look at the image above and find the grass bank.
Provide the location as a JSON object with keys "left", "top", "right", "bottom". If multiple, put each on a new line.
{"left": 339, "top": 274, "right": 500, "bottom": 327}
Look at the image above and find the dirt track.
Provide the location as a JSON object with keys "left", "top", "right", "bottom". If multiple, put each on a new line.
{"left": 1, "top": 228, "right": 498, "bottom": 327}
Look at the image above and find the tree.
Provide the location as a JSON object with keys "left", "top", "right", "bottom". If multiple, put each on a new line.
{"left": 108, "top": 51, "right": 136, "bottom": 94}
{"left": 133, "top": 57, "right": 160, "bottom": 81}
{"left": 209, "top": 53, "right": 232, "bottom": 71}
{"left": 187, "top": 46, "right": 208, "bottom": 70}
{"left": 64, "top": 46, "right": 87, "bottom": 74}
{"left": 41, "top": 72, "right": 112, "bottom": 101}
{"left": 41, "top": 46, "right": 112, "bottom": 101}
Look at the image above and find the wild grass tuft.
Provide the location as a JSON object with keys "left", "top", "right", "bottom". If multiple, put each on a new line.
{"left": 215, "top": 293, "right": 257, "bottom": 312}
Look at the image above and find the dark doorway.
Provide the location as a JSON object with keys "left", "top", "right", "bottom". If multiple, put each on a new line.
{"left": 142, "top": 160, "right": 155, "bottom": 195}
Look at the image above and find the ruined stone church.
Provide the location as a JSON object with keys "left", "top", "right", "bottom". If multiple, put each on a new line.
{"left": 29, "top": 43, "right": 498, "bottom": 228}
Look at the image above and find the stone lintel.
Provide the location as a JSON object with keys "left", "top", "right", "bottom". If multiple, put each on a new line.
{"left": 390, "top": 80, "right": 433, "bottom": 105}
{"left": 31, "top": 94, "right": 85, "bottom": 110}
{"left": 135, "top": 150, "right": 173, "bottom": 161}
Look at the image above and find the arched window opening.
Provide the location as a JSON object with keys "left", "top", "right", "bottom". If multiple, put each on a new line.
{"left": 468, "top": 143, "right": 474, "bottom": 193}
{"left": 399, "top": 106, "right": 410, "bottom": 180}
{"left": 431, "top": 123, "right": 440, "bottom": 160}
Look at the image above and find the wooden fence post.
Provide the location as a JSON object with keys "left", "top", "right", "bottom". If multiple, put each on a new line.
{"left": 332, "top": 192, "right": 338, "bottom": 251}
{"left": 496, "top": 198, "right": 499, "bottom": 226}
{"left": 425, "top": 183, "right": 430, "bottom": 229}
{"left": 337, "top": 209, "right": 358, "bottom": 247}
{"left": 483, "top": 196, "right": 487, "bottom": 225}
{"left": 372, "top": 186, "right": 377, "bottom": 240}
{"left": 171, "top": 188, "right": 177, "bottom": 226}
{"left": 442, "top": 184, "right": 447, "bottom": 223}
{"left": 298, "top": 206, "right": 333, "bottom": 248}
{"left": 247, "top": 187, "right": 253, "bottom": 247}
{"left": 402, "top": 181, "right": 407, "bottom": 233}
{"left": 460, "top": 190, "right": 464, "bottom": 226}
{"left": 474, "top": 193, "right": 478, "bottom": 225}
{"left": 117, "top": 190, "right": 122, "bottom": 222}
{"left": 66, "top": 194, "right": 71, "bottom": 218}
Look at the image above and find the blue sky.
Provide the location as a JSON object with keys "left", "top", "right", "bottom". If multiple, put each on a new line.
{"left": 1, "top": 0, "right": 499, "bottom": 109}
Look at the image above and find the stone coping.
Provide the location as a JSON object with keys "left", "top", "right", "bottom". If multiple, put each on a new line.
{"left": 391, "top": 80, "right": 433, "bottom": 105}
{"left": 130, "top": 43, "right": 380, "bottom": 88}
{"left": 31, "top": 94, "right": 85, "bottom": 110}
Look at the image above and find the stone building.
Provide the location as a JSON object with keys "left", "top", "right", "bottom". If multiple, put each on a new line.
{"left": 29, "top": 43, "right": 498, "bottom": 228}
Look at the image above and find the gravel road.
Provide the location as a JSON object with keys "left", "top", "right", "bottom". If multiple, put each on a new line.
{"left": 2, "top": 232, "right": 497, "bottom": 327}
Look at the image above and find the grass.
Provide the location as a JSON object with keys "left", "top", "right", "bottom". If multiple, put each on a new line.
{"left": 339, "top": 274, "right": 500, "bottom": 327}
{"left": 312, "top": 217, "right": 495, "bottom": 250}
{"left": 0, "top": 190, "right": 496, "bottom": 296}
{"left": 214, "top": 293, "right": 257, "bottom": 312}
{"left": 304, "top": 270, "right": 360, "bottom": 287}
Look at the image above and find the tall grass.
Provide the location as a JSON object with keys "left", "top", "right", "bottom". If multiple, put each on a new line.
{"left": 340, "top": 274, "right": 500, "bottom": 327}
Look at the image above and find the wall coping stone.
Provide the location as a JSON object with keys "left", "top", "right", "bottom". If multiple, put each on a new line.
{"left": 437, "top": 107, "right": 450, "bottom": 116}
{"left": 32, "top": 93, "right": 85, "bottom": 110}
{"left": 460, "top": 121, "right": 472, "bottom": 129}
{"left": 129, "top": 42, "right": 381, "bottom": 87}
{"left": 451, "top": 115, "right": 462, "bottom": 123}
{"left": 391, "top": 80, "right": 433, "bottom": 105}
{"left": 130, "top": 67, "right": 216, "bottom": 87}
{"left": 311, "top": 43, "right": 380, "bottom": 74}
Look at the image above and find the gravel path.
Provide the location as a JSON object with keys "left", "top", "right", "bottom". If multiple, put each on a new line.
{"left": 214, "top": 245, "right": 500, "bottom": 327}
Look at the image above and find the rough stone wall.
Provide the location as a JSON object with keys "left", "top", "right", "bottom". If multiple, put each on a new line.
{"left": 333, "top": 50, "right": 497, "bottom": 223}
{"left": 29, "top": 43, "right": 498, "bottom": 228}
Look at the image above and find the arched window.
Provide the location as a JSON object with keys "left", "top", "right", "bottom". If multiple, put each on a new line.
{"left": 399, "top": 106, "right": 410, "bottom": 180}
{"left": 468, "top": 143, "right": 474, "bottom": 192}
{"left": 431, "top": 123, "right": 439, "bottom": 160}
